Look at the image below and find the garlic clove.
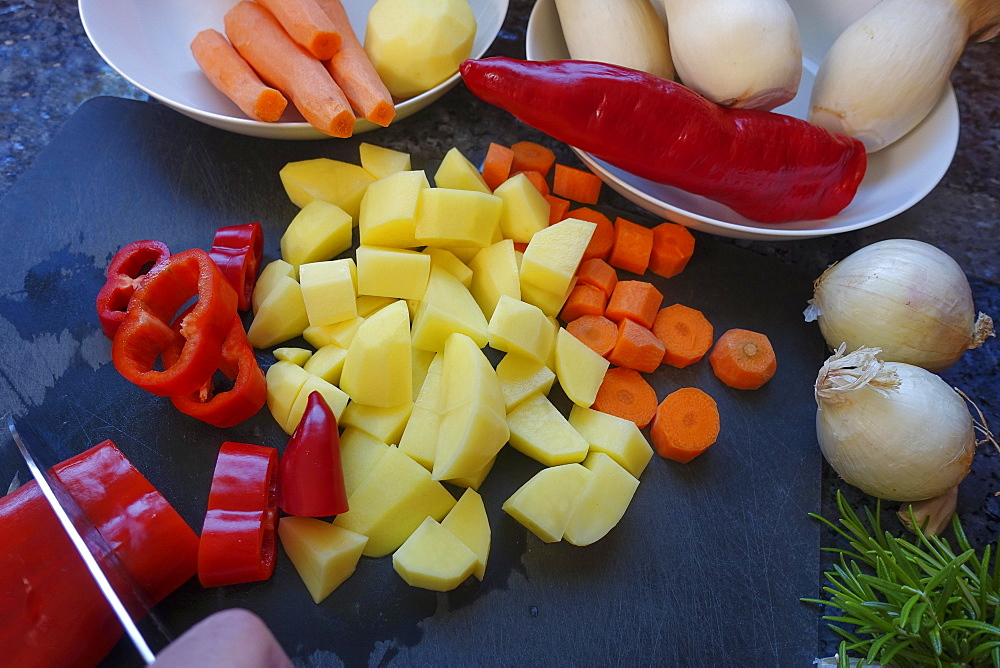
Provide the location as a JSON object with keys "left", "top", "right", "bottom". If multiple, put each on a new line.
{"left": 898, "top": 486, "right": 958, "bottom": 536}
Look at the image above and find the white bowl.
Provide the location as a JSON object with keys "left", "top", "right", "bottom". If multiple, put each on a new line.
{"left": 525, "top": 0, "right": 959, "bottom": 240}
{"left": 79, "top": 0, "right": 509, "bottom": 140}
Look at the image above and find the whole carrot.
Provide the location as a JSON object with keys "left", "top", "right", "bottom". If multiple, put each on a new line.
{"left": 460, "top": 58, "right": 867, "bottom": 223}
{"left": 225, "top": 1, "right": 355, "bottom": 137}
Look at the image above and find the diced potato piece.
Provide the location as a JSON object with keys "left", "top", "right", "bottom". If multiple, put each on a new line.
{"left": 433, "top": 147, "right": 491, "bottom": 194}
{"left": 265, "top": 360, "right": 310, "bottom": 429}
{"left": 506, "top": 393, "right": 589, "bottom": 467}
{"left": 446, "top": 246, "right": 481, "bottom": 264}
{"left": 521, "top": 277, "right": 578, "bottom": 319}
{"left": 468, "top": 239, "right": 520, "bottom": 320}
{"left": 340, "top": 401, "right": 413, "bottom": 445}
{"left": 487, "top": 295, "right": 556, "bottom": 364}
{"left": 334, "top": 446, "right": 456, "bottom": 557}
{"left": 414, "top": 188, "right": 502, "bottom": 249}
{"left": 410, "top": 266, "right": 489, "bottom": 353}
{"left": 563, "top": 453, "right": 640, "bottom": 546}
{"left": 278, "top": 517, "right": 368, "bottom": 604}
{"left": 502, "top": 463, "right": 592, "bottom": 543}
{"left": 356, "top": 246, "right": 430, "bottom": 300}
{"left": 299, "top": 259, "right": 358, "bottom": 327}
{"left": 303, "top": 316, "right": 365, "bottom": 349}
{"left": 444, "top": 455, "right": 496, "bottom": 491}
{"left": 252, "top": 259, "right": 296, "bottom": 314}
{"left": 496, "top": 353, "right": 556, "bottom": 411}
{"left": 359, "top": 142, "right": 411, "bottom": 179}
{"left": 520, "top": 218, "right": 596, "bottom": 311}
{"left": 279, "top": 158, "right": 376, "bottom": 221}
{"left": 339, "top": 427, "right": 390, "bottom": 498}
{"left": 340, "top": 300, "right": 412, "bottom": 408}
{"left": 280, "top": 200, "right": 353, "bottom": 269}
{"left": 554, "top": 327, "right": 610, "bottom": 407}
{"left": 392, "top": 517, "right": 476, "bottom": 591}
{"left": 302, "top": 344, "right": 348, "bottom": 385}
{"left": 247, "top": 275, "right": 310, "bottom": 349}
{"left": 568, "top": 405, "right": 654, "bottom": 479}
{"left": 355, "top": 295, "right": 398, "bottom": 318}
{"left": 285, "top": 376, "right": 350, "bottom": 435}
{"left": 359, "top": 170, "right": 429, "bottom": 248}
{"left": 364, "top": 0, "right": 476, "bottom": 99}
{"left": 441, "top": 488, "right": 490, "bottom": 580}
{"left": 274, "top": 347, "right": 312, "bottom": 366}
{"left": 411, "top": 347, "right": 437, "bottom": 401}
{"left": 422, "top": 247, "right": 473, "bottom": 288}
{"left": 398, "top": 354, "right": 443, "bottom": 470}
{"left": 439, "top": 332, "right": 506, "bottom": 414}
{"left": 493, "top": 172, "right": 550, "bottom": 243}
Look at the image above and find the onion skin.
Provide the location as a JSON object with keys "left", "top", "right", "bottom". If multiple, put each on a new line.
{"left": 808, "top": 239, "right": 993, "bottom": 372}
{"left": 817, "top": 361, "right": 975, "bottom": 503}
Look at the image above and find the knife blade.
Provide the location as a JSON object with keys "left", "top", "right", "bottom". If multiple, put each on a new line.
{"left": 5, "top": 414, "right": 172, "bottom": 665}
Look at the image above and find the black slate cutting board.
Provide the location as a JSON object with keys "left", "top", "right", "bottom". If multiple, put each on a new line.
{"left": 0, "top": 97, "right": 826, "bottom": 666}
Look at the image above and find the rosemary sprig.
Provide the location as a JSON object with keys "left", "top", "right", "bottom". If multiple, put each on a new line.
{"left": 804, "top": 491, "right": 1000, "bottom": 667}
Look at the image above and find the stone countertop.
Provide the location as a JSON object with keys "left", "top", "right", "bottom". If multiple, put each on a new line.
{"left": 3, "top": 0, "right": 999, "bottom": 661}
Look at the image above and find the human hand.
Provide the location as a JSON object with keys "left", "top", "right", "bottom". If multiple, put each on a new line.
{"left": 152, "top": 608, "right": 292, "bottom": 668}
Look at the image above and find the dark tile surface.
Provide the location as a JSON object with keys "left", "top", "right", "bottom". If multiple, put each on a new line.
{"left": 2, "top": 0, "right": 998, "bottom": 662}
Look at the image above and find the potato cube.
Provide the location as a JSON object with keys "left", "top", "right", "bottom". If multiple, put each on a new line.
{"left": 280, "top": 200, "right": 353, "bottom": 268}
{"left": 468, "top": 239, "right": 520, "bottom": 320}
{"left": 359, "top": 170, "right": 429, "bottom": 248}
{"left": 520, "top": 218, "right": 596, "bottom": 309}
{"left": 303, "top": 316, "right": 365, "bottom": 349}
{"left": 506, "top": 393, "right": 589, "bottom": 467}
{"left": 339, "top": 427, "right": 390, "bottom": 498}
{"left": 340, "top": 401, "right": 413, "bottom": 445}
{"left": 568, "top": 405, "right": 654, "bottom": 479}
{"left": 410, "top": 266, "right": 489, "bottom": 353}
{"left": 496, "top": 353, "right": 556, "bottom": 411}
{"left": 279, "top": 158, "right": 375, "bottom": 221}
{"left": 441, "top": 488, "right": 490, "bottom": 580}
{"left": 340, "top": 300, "right": 412, "bottom": 407}
{"left": 356, "top": 245, "right": 430, "bottom": 300}
{"left": 563, "top": 452, "right": 640, "bottom": 546}
{"left": 278, "top": 517, "right": 368, "bottom": 604}
{"left": 355, "top": 295, "right": 398, "bottom": 318}
{"left": 502, "top": 463, "right": 592, "bottom": 543}
{"left": 398, "top": 354, "right": 443, "bottom": 470}
{"left": 392, "top": 517, "right": 476, "bottom": 591}
{"left": 299, "top": 259, "right": 358, "bottom": 327}
{"left": 415, "top": 188, "right": 502, "bottom": 249}
{"left": 247, "top": 275, "right": 310, "bottom": 349}
{"left": 359, "top": 142, "right": 411, "bottom": 179}
{"left": 411, "top": 347, "right": 437, "bottom": 400}
{"left": 252, "top": 259, "right": 296, "bottom": 314}
{"left": 302, "top": 344, "right": 349, "bottom": 385}
{"left": 554, "top": 327, "right": 610, "bottom": 407}
{"left": 285, "top": 376, "right": 350, "bottom": 434}
{"left": 493, "top": 172, "right": 550, "bottom": 243}
{"left": 422, "top": 247, "right": 473, "bottom": 288}
{"left": 273, "top": 347, "right": 312, "bottom": 366}
{"left": 265, "top": 361, "right": 311, "bottom": 430}
{"left": 433, "top": 147, "right": 491, "bottom": 194}
{"left": 487, "top": 295, "right": 556, "bottom": 364}
{"left": 444, "top": 456, "right": 496, "bottom": 491}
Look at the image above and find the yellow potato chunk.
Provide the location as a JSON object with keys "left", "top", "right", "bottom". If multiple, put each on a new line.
{"left": 422, "top": 247, "right": 473, "bottom": 288}
{"left": 392, "top": 517, "right": 477, "bottom": 592}
{"left": 278, "top": 517, "right": 368, "bottom": 604}
{"left": 502, "top": 463, "right": 592, "bottom": 543}
{"left": 433, "top": 147, "right": 491, "bottom": 193}
{"left": 444, "top": 455, "right": 496, "bottom": 491}
{"left": 303, "top": 316, "right": 365, "bottom": 349}
{"left": 302, "top": 344, "right": 348, "bottom": 385}
{"left": 340, "top": 401, "right": 413, "bottom": 445}
{"left": 356, "top": 245, "right": 431, "bottom": 301}
{"left": 495, "top": 353, "right": 556, "bottom": 411}
{"left": 339, "top": 428, "right": 390, "bottom": 498}
{"left": 563, "top": 453, "right": 640, "bottom": 546}
{"left": 520, "top": 218, "right": 596, "bottom": 313}
{"left": 493, "top": 172, "right": 550, "bottom": 243}
{"left": 506, "top": 393, "right": 589, "bottom": 467}
{"left": 359, "top": 142, "right": 411, "bottom": 179}
{"left": 398, "top": 354, "right": 443, "bottom": 470}
{"left": 340, "top": 300, "right": 412, "bottom": 408}
{"left": 285, "top": 377, "right": 350, "bottom": 435}
{"left": 280, "top": 199, "right": 353, "bottom": 269}
{"left": 359, "top": 170, "right": 429, "bottom": 248}
{"left": 554, "top": 327, "right": 610, "bottom": 407}
{"left": 299, "top": 259, "right": 358, "bottom": 327}
{"left": 568, "top": 405, "right": 654, "bottom": 479}
{"left": 468, "top": 239, "right": 520, "bottom": 320}
{"left": 247, "top": 275, "right": 310, "bottom": 349}
{"left": 410, "top": 265, "right": 489, "bottom": 353}
{"left": 279, "top": 158, "right": 376, "bottom": 222}
{"left": 487, "top": 295, "right": 557, "bottom": 364}
{"left": 415, "top": 188, "right": 502, "bottom": 249}
{"left": 265, "top": 361, "right": 311, "bottom": 430}
{"left": 273, "top": 347, "right": 312, "bottom": 366}
{"left": 441, "top": 488, "right": 490, "bottom": 580}
{"left": 355, "top": 295, "right": 398, "bottom": 318}
{"left": 252, "top": 259, "right": 296, "bottom": 314}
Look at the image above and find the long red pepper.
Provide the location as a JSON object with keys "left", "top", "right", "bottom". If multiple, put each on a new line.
{"left": 278, "top": 391, "right": 348, "bottom": 517}
{"left": 460, "top": 58, "right": 868, "bottom": 224}
{"left": 95, "top": 239, "right": 171, "bottom": 339}
{"left": 198, "top": 441, "right": 279, "bottom": 588}
{"left": 0, "top": 439, "right": 199, "bottom": 666}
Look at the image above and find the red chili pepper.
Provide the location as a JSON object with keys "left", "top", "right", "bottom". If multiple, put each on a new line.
{"left": 278, "top": 391, "right": 349, "bottom": 517}
{"left": 95, "top": 239, "right": 171, "bottom": 339}
{"left": 165, "top": 315, "right": 267, "bottom": 428}
{"left": 459, "top": 58, "right": 868, "bottom": 224}
{"left": 0, "top": 439, "right": 199, "bottom": 666}
{"left": 209, "top": 222, "right": 264, "bottom": 311}
{"left": 112, "top": 248, "right": 238, "bottom": 397}
{"left": 198, "top": 441, "right": 279, "bottom": 588}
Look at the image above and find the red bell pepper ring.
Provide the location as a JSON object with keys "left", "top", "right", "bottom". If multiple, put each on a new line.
{"left": 95, "top": 239, "right": 171, "bottom": 339}
{"left": 112, "top": 248, "right": 238, "bottom": 397}
{"left": 278, "top": 391, "right": 349, "bottom": 517}
{"left": 198, "top": 441, "right": 279, "bottom": 588}
{"left": 165, "top": 315, "right": 267, "bottom": 428}
{"left": 0, "top": 439, "right": 199, "bottom": 666}
{"left": 209, "top": 222, "right": 264, "bottom": 311}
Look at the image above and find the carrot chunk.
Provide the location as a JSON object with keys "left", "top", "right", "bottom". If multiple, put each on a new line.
{"left": 592, "top": 367, "right": 658, "bottom": 428}
{"left": 607, "top": 318, "right": 665, "bottom": 373}
{"left": 566, "top": 315, "right": 617, "bottom": 357}
{"left": 649, "top": 387, "right": 720, "bottom": 463}
{"left": 552, "top": 164, "right": 602, "bottom": 204}
{"left": 190, "top": 29, "right": 288, "bottom": 122}
{"left": 604, "top": 280, "right": 663, "bottom": 329}
{"left": 652, "top": 304, "right": 714, "bottom": 368}
{"left": 314, "top": 0, "right": 395, "bottom": 126}
{"left": 560, "top": 284, "right": 607, "bottom": 323}
{"left": 257, "top": 0, "right": 342, "bottom": 60}
{"left": 708, "top": 328, "right": 777, "bottom": 390}
{"left": 608, "top": 217, "right": 654, "bottom": 275}
{"left": 225, "top": 1, "right": 355, "bottom": 137}
{"left": 575, "top": 258, "right": 618, "bottom": 299}
{"left": 512, "top": 169, "right": 550, "bottom": 196}
{"left": 511, "top": 141, "right": 557, "bottom": 177}
{"left": 649, "top": 222, "right": 696, "bottom": 279}
{"left": 544, "top": 194, "right": 570, "bottom": 226}
{"left": 482, "top": 142, "right": 515, "bottom": 191}
{"left": 564, "top": 207, "right": 615, "bottom": 261}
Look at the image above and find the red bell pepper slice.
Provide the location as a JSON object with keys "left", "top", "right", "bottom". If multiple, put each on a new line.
{"left": 95, "top": 239, "right": 171, "bottom": 339}
{"left": 0, "top": 439, "right": 199, "bottom": 666}
{"left": 166, "top": 315, "right": 267, "bottom": 428}
{"left": 278, "top": 391, "right": 349, "bottom": 517}
{"left": 209, "top": 222, "right": 264, "bottom": 312}
{"left": 198, "top": 441, "right": 279, "bottom": 588}
{"left": 112, "top": 248, "right": 238, "bottom": 397}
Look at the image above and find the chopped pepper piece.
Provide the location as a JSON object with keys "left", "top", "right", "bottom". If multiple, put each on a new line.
{"left": 278, "top": 391, "right": 349, "bottom": 517}
{"left": 95, "top": 239, "right": 171, "bottom": 338}
{"left": 210, "top": 222, "right": 264, "bottom": 311}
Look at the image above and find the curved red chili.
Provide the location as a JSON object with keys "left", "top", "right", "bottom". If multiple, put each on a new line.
{"left": 278, "top": 391, "right": 349, "bottom": 517}
{"left": 209, "top": 222, "right": 264, "bottom": 311}
{"left": 95, "top": 239, "right": 170, "bottom": 339}
{"left": 460, "top": 58, "right": 868, "bottom": 223}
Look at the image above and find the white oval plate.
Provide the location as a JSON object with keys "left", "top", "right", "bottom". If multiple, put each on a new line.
{"left": 80, "top": 0, "right": 509, "bottom": 140}
{"left": 525, "top": 0, "right": 959, "bottom": 240}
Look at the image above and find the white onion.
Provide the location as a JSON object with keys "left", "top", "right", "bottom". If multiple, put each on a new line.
{"left": 815, "top": 345, "right": 975, "bottom": 502}
{"left": 805, "top": 239, "right": 994, "bottom": 372}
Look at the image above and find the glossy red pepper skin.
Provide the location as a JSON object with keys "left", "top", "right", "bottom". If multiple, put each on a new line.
{"left": 209, "top": 222, "right": 264, "bottom": 312}
{"left": 112, "top": 248, "right": 238, "bottom": 397}
{"left": 166, "top": 316, "right": 267, "bottom": 428}
{"left": 0, "top": 439, "right": 199, "bottom": 667}
{"left": 460, "top": 58, "right": 868, "bottom": 224}
{"left": 198, "top": 441, "right": 279, "bottom": 588}
{"left": 95, "top": 239, "right": 171, "bottom": 339}
{"left": 278, "top": 391, "right": 349, "bottom": 517}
